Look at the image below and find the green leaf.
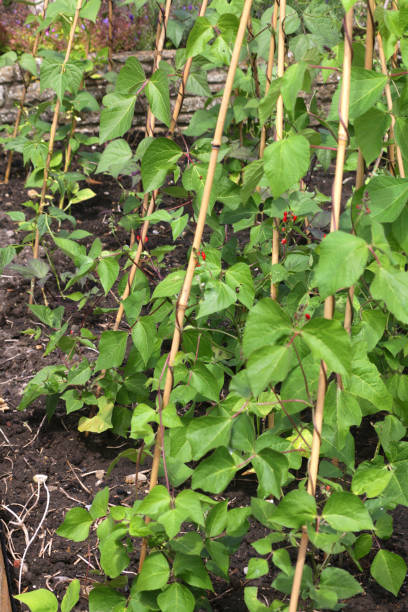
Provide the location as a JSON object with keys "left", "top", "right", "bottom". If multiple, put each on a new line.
{"left": 99, "top": 527, "right": 130, "bottom": 578}
{"left": 341, "top": 0, "right": 360, "bottom": 10}
{"left": 61, "top": 579, "right": 81, "bottom": 612}
{"left": 141, "top": 138, "right": 182, "bottom": 192}
{"left": 252, "top": 449, "right": 289, "bottom": 498}
{"left": 152, "top": 269, "right": 185, "bottom": 299}
{"left": 187, "top": 415, "right": 232, "bottom": 461}
{"left": 264, "top": 135, "right": 310, "bottom": 198}
{"left": 247, "top": 345, "right": 292, "bottom": 397}
{"left": 320, "top": 567, "right": 363, "bottom": 599}
{"left": 96, "top": 140, "right": 133, "bottom": 178}
{"left": 90, "top": 487, "right": 109, "bottom": 520}
{"left": 281, "top": 61, "right": 307, "bottom": 114}
{"left": 157, "top": 583, "right": 195, "bottom": 612}
{"left": 99, "top": 93, "right": 136, "bottom": 144}
{"left": 347, "top": 348, "right": 392, "bottom": 411}
{"left": 115, "top": 56, "right": 146, "bottom": 94}
{"left": 244, "top": 587, "right": 271, "bottom": 612}
{"left": 246, "top": 558, "right": 269, "bottom": 579}
{"left": 173, "top": 552, "right": 213, "bottom": 590}
{"left": 198, "top": 281, "right": 237, "bottom": 319}
{"left": 131, "top": 317, "right": 156, "bottom": 366}
{"left": 314, "top": 231, "right": 368, "bottom": 298}
{"left": 40, "top": 58, "right": 83, "bottom": 101}
{"left": 98, "top": 257, "right": 120, "bottom": 295}
{"left": 186, "top": 17, "right": 214, "bottom": 57}
{"left": 322, "top": 492, "right": 374, "bottom": 532}
{"left": 370, "top": 550, "right": 407, "bottom": 596}
{"left": 225, "top": 262, "right": 254, "bottom": 309}
{"left": 15, "top": 590, "right": 58, "bottom": 612}
{"left": 56, "top": 507, "right": 93, "bottom": 542}
{"left": 80, "top": 0, "right": 101, "bottom": 21}
{"left": 0, "top": 245, "right": 16, "bottom": 274}
{"left": 241, "top": 160, "right": 264, "bottom": 203}
{"left": 370, "top": 266, "right": 408, "bottom": 324}
{"left": 243, "top": 298, "right": 292, "bottom": 357}
{"left": 20, "top": 52, "right": 38, "bottom": 76}
{"left": 272, "top": 489, "right": 317, "bottom": 528}
{"left": 135, "top": 552, "right": 170, "bottom": 591}
{"left": 29, "top": 305, "right": 64, "bottom": 329}
{"left": 366, "top": 176, "right": 408, "bottom": 223}
{"left": 192, "top": 447, "right": 237, "bottom": 494}
{"left": 355, "top": 108, "right": 390, "bottom": 165}
{"left": 138, "top": 485, "right": 171, "bottom": 519}
{"left": 301, "top": 318, "right": 351, "bottom": 376}
{"left": 89, "top": 586, "right": 126, "bottom": 612}
{"left": 329, "top": 68, "right": 387, "bottom": 121}
{"left": 145, "top": 68, "right": 171, "bottom": 127}
{"left": 95, "top": 330, "right": 128, "bottom": 371}
{"left": 77, "top": 395, "right": 114, "bottom": 433}
{"left": 352, "top": 461, "right": 393, "bottom": 498}
{"left": 205, "top": 501, "right": 228, "bottom": 537}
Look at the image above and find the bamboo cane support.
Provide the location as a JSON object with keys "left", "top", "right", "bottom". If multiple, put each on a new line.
{"left": 3, "top": 0, "right": 50, "bottom": 184}
{"left": 289, "top": 10, "right": 353, "bottom": 611}
{"left": 270, "top": 0, "right": 286, "bottom": 300}
{"left": 259, "top": 1, "right": 278, "bottom": 159}
{"left": 112, "top": 0, "right": 210, "bottom": 332}
{"left": 0, "top": 542, "right": 12, "bottom": 612}
{"left": 139, "top": 0, "right": 254, "bottom": 570}
{"left": 377, "top": 32, "right": 405, "bottom": 178}
{"left": 29, "top": 0, "right": 83, "bottom": 305}
{"left": 344, "top": 0, "right": 375, "bottom": 334}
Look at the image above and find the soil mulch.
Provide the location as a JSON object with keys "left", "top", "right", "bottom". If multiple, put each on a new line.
{"left": 0, "top": 157, "right": 407, "bottom": 611}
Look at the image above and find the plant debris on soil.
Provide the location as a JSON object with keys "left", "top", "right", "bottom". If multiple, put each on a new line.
{"left": 1, "top": 157, "right": 408, "bottom": 611}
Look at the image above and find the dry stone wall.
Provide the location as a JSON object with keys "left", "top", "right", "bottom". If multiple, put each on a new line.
{"left": 0, "top": 49, "right": 337, "bottom": 134}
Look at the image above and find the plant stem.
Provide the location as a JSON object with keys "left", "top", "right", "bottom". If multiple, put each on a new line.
{"left": 139, "top": 0, "right": 254, "bottom": 570}
{"left": 3, "top": 0, "right": 49, "bottom": 184}
{"left": 289, "top": 9, "right": 353, "bottom": 611}
{"left": 30, "top": 0, "right": 84, "bottom": 305}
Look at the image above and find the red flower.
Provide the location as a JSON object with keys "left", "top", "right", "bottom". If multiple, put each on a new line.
{"left": 305, "top": 313, "right": 311, "bottom": 320}
{"left": 201, "top": 251, "right": 206, "bottom": 260}
{"left": 136, "top": 234, "right": 141, "bottom": 242}
{"left": 281, "top": 238, "right": 287, "bottom": 245}
{"left": 145, "top": 237, "right": 148, "bottom": 243}
{"left": 283, "top": 211, "right": 288, "bottom": 222}
{"left": 292, "top": 214, "right": 297, "bottom": 221}
{"left": 282, "top": 226, "right": 286, "bottom": 231}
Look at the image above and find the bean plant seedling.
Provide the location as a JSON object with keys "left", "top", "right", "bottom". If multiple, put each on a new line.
{"left": 1, "top": 0, "right": 408, "bottom": 610}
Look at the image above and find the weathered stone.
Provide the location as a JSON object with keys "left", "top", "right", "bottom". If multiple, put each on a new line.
{"left": 0, "top": 85, "right": 5, "bottom": 107}
{"left": 0, "top": 65, "right": 15, "bottom": 84}
{"left": 8, "top": 84, "right": 25, "bottom": 101}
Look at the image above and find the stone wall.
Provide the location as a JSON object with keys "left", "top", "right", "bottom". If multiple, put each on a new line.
{"left": 0, "top": 50, "right": 337, "bottom": 133}
{"left": 0, "top": 50, "right": 224, "bottom": 131}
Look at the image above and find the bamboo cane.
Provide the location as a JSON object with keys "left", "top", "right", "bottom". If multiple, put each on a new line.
{"left": 289, "top": 10, "right": 354, "bottom": 611}
{"left": 112, "top": 0, "right": 210, "bottom": 332}
{"left": 270, "top": 0, "right": 286, "bottom": 300}
{"left": 344, "top": 0, "right": 375, "bottom": 334}
{"left": 259, "top": 1, "right": 278, "bottom": 159}
{"left": 3, "top": 0, "right": 50, "bottom": 184}
{"left": 29, "top": 0, "right": 84, "bottom": 305}
{"left": 139, "top": 0, "right": 254, "bottom": 570}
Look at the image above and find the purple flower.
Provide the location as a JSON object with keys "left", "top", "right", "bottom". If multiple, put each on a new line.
{"left": 129, "top": 13, "right": 134, "bottom": 21}
{"left": 102, "top": 17, "right": 108, "bottom": 24}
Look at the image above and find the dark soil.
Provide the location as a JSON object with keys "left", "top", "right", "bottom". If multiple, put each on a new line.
{"left": 0, "top": 156, "right": 407, "bottom": 612}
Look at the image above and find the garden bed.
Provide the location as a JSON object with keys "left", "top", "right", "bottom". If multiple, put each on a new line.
{"left": 0, "top": 157, "right": 407, "bottom": 612}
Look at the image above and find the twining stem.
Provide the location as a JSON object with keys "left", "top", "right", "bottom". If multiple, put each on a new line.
{"left": 270, "top": 0, "right": 286, "bottom": 301}
{"left": 259, "top": 1, "right": 278, "bottom": 158}
{"left": 3, "top": 0, "right": 50, "bottom": 184}
{"left": 29, "top": 0, "right": 83, "bottom": 305}
{"left": 377, "top": 31, "right": 405, "bottom": 178}
{"left": 139, "top": 0, "right": 254, "bottom": 570}
{"left": 344, "top": 0, "right": 375, "bottom": 334}
{"left": 169, "top": 1, "right": 209, "bottom": 134}
{"left": 108, "top": 0, "right": 113, "bottom": 71}
{"left": 113, "top": 0, "right": 210, "bottom": 333}
{"left": 289, "top": 9, "right": 353, "bottom": 612}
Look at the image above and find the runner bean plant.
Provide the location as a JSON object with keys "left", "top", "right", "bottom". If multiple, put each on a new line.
{"left": 1, "top": 0, "right": 408, "bottom": 610}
